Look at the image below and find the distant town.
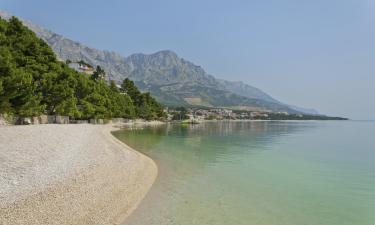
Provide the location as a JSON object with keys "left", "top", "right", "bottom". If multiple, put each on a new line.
{"left": 165, "top": 107, "right": 348, "bottom": 122}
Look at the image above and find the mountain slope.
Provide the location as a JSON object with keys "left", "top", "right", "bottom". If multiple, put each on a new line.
{"left": 0, "top": 11, "right": 316, "bottom": 114}
{"left": 121, "top": 51, "right": 301, "bottom": 113}
{"left": 217, "top": 79, "right": 279, "bottom": 103}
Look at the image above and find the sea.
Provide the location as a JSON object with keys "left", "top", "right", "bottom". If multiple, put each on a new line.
{"left": 113, "top": 120, "right": 375, "bottom": 225}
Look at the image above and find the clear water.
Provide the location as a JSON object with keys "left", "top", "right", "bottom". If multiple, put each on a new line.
{"left": 113, "top": 121, "right": 375, "bottom": 225}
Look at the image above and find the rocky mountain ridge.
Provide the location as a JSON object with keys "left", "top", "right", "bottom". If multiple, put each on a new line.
{"left": 0, "top": 11, "right": 318, "bottom": 114}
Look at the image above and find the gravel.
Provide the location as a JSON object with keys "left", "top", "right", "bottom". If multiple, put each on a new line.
{"left": 0, "top": 124, "right": 157, "bottom": 225}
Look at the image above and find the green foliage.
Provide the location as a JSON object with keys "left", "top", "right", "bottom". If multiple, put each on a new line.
{"left": 92, "top": 65, "right": 105, "bottom": 81}
{"left": 121, "top": 78, "right": 165, "bottom": 120}
{"left": 0, "top": 16, "right": 162, "bottom": 120}
{"left": 109, "top": 80, "right": 119, "bottom": 92}
{"left": 252, "top": 113, "right": 348, "bottom": 120}
{"left": 171, "top": 107, "right": 189, "bottom": 120}
{"left": 78, "top": 60, "right": 92, "bottom": 68}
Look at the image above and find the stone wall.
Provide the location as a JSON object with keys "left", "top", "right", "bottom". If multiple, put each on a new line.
{"left": 70, "top": 120, "right": 89, "bottom": 124}
{"left": 10, "top": 115, "right": 130, "bottom": 125}
{"left": 0, "top": 115, "right": 9, "bottom": 126}
{"left": 15, "top": 115, "right": 70, "bottom": 125}
{"left": 89, "top": 119, "right": 104, "bottom": 124}
{"left": 55, "top": 116, "right": 69, "bottom": 124}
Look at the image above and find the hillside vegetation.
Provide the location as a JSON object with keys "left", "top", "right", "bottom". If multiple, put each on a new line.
{"left": 0, "top": 16, "right": 164, "bottom": 120}
{"left": 0, "top": 9, "right": 311, "bottom": 114}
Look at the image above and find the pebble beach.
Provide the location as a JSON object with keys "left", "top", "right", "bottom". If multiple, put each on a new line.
{"left": 0, "top": 124, "right": 157, "bottom": 225}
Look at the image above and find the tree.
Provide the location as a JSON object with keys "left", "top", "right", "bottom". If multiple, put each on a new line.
{"left": 92, "top": 65, "right": 105, "bottom": 81}
{"left": 109, "top": 80, "right": 119, "bottom": 92}
{"left": 172, "top": 107, "right": 189, "bottom": 120}
{"left": 121, "top": 78, "right": 141, "bottom": 103}
{"left": 121, "top": 78, "right": 165, "bottom": 120}
{"left": 0, "top": 16, "right": 163, "bottom": 121}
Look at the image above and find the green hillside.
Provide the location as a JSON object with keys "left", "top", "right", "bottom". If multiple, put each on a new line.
{"left": 0, "top": 16, "right": 164, "bottom": 120}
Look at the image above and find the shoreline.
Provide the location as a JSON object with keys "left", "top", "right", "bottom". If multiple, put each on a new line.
{"left": 0, "top": 124, "right": 157, "bottom": 225}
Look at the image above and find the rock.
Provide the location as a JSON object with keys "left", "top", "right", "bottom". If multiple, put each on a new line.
{"left": 0, "top": 115, "right": 9, "bottom": 126}
{"left": 47, "top": 116, "right": 56, "bottom": 124}
{"left": 103, "top": 119, "right": 112, "bottom": 124}
{"left": 71, "top": 120, "right": 89, "bottom": 124}
{"left": 31, "top": 117, "right": 40, "bottom": 125}
{"left": 55, "top": 116, "right": 69, "bottom": 124}
{"left": 112, "top": 118, "right": 125, "bottom": 124}
{"left": 22, "top": 118, "right": 32, "bottom": 125}
{"left": 39, "top": 115, "right": 48, "bottom": 124}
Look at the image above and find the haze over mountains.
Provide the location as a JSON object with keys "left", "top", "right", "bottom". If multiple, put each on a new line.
{"left": 0, "top": 11, "right": 318, "bottom": 115}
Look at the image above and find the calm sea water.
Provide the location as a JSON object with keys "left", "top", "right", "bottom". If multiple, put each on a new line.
{"left": 113, "top": 121, "right": 375, "bottom": 225}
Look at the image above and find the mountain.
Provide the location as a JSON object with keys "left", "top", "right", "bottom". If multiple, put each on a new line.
{"left": 119, "top": 51, "right": 302, "bottom": 113}
{"left": 287, "top": 105, "right": 319, "bottom": 115}
{"left": 217, "top": 79, "right": 279, "bottom": 104}
{"left": 0, "top": 11, "right": 317, "bottom": 114}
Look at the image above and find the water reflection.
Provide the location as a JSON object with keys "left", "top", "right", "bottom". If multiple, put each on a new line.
{"left": 114, "top": 121, "right": 317, "bottom": 167}
{"left": 113, "top": 121, "right": 322, "bottom": 225}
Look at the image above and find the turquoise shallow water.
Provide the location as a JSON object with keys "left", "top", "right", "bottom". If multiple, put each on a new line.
{"left": 113, "top": 121, "right": 375, "bottom": 225}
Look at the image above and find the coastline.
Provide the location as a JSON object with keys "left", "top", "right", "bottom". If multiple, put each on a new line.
{"left": 0, "top": 124, "right": 157, "bottom": 225}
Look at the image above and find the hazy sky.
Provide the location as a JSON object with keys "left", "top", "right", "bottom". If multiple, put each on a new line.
{"left": 2, "top": 0, "right": 374, "bottom": 119}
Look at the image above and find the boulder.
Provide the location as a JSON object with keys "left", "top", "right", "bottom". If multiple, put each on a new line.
{"left": 47, "top": 115, "right": 56, "bottom": 124}
{"left": 89, "top": 119, "right": 105, "bottom": 124}
{"left": 31, "top": 117, "right": 40, "bottom": 125}
{"left": 0, "top": 115, "right": 9, "bottom": 126}
{"left": 55, "top": 116, "right": 69, "bottom": 124}
{"left": 103, "top": 119, "right": 112, "bottom": 124}
{"left": 22, "top": 118, "right": 32, "bottom": 125}
{"left": 39, "top": 115, "right": 48, "bottom": 124}
{"left": 112, "top": 118, "right": 124, "bottom": 123}
{"left": 71, "top": 120, "right": 89, "bottom": 124}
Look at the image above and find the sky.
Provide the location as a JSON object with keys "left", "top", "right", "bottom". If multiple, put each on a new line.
{"left": 1, "top": 0, "right": 375, "bottom": 119}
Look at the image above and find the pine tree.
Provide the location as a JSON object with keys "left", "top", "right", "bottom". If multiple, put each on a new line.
{"left": 0, "top": 16, "right": 164, "bottom": 121}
